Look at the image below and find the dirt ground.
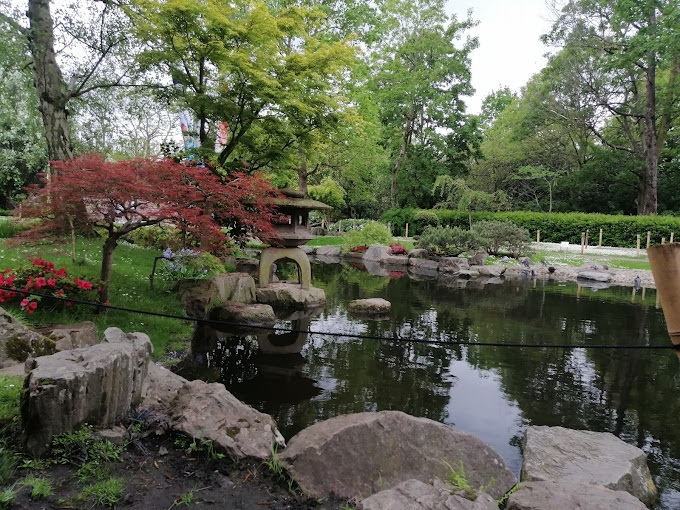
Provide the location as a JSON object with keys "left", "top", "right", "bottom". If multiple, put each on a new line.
{"left": 9, "top": 431, "right": 349, "bottom": 510}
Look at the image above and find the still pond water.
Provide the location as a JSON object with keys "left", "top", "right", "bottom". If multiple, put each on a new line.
{"left": 176, "top": 261, "right": 680, "bottom": 509}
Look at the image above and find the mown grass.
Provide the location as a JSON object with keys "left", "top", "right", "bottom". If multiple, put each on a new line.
{"left": 0, "top": 236, "right": 192, "bottom": 356}
{"left": 307, "top": 235, "right": 415, "bottom": 251}
{"left": 529, "top": 250, "right": 650, "bottom": 270}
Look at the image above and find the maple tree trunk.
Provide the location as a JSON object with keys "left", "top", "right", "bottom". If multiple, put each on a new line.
{"left": 297, "top": 159, "right": 309, "bottom": 197}
{"left": 638, "top": 51, "right": 658, "bottom": 215}
{"left": 27, "top": 0, "right": 73, "bottom": 163}
{"left": 99, "top": 236, "right": 118, "bottom": 305}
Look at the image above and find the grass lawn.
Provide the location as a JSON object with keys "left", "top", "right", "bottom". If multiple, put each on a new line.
{"left": 0, "top": 236, "right": 193, "bottom": 357}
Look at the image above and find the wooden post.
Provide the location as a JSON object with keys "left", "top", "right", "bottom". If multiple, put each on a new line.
{"left": 662, "top": 237, "right": 666, "bottom": 245}
{"left": 580, "top": 232, "right": 585, "bottom": 255}
{"left": 671, "top": 232, "right": 675, "bottom": 243}
{"left": 646, "top": 231, "right": 651, "bottom": 249}
{"left": 405, "top": 223, "right": 409, "bottom": 238}
{"left": 598, "top": 228, "right": 603, "bottom": 247}
{"left": 585, "top": 229, "right": 589, "bottom": 249}
{"left": 636, "top": 234, "right": 641, "bottom": 256}
{"left": 536, "top": 230, "right": 541, "bottom": 243}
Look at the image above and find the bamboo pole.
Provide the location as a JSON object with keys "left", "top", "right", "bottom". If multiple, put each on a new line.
{"left": 598, "top": 228, "right": 603, "bottom": 247}
{"left": 536, "top": 230, "right": 540, "bottom": 243}
{"left": 405, "top": 223, "right": 409, "bottom": 238}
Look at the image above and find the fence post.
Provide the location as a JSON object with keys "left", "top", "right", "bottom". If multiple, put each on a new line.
{"left": 598, "top": 228, "right": 603, "bottom": 247}
{"left": 536, "top": 230, "right": 541, "bottom": 243}
{"left": 405, "top": 223, "right": 409, "bottom": 238}
{"left": 580, "top": 232, "right": 585, "bottom": 255}
{"left": 671, "top": 232, "right": 675, "bottom": 244}
{"left": 662, "top": 237, "right": 666, "bottom": 245}
{"left": 636, "top": 234, "right": 641, "bottom": 256}
{"left": 585, "top": 229, "right": 589, "bottom": 249}
{"left": 646, "top": 231, "right": 651, "bottom": 249}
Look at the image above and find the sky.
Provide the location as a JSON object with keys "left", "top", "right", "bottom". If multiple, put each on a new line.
{"left": 447, "top": 0, "right": 555, "bottom": 114}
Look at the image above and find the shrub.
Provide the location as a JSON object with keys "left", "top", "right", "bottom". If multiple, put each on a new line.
{"left": 158, "top": 249, "right": 226, "bottom": 283}
{"left": 414, "top": 210, "right": 441, "bottom": 228}
{"left": 125, "top": 225, "right": 187, "bottom": 250}
{"left": 0, "top": 258, "right": 98, "bottom": 312}
{"left": 473, "top": 220, "right": 532, "bottom": 257}
{"left": 342, "top": 221, "right": 393, "bottom": 251}
{"left": 416, "top": 226, "right": 487, "bottom": 257}
{"left": 389, "top": 243, "right": 407, "bottom": 255}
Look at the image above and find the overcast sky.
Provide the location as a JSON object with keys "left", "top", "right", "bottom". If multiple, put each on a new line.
{"left": 447, "top": 0, "right": 555, "bottom": 114}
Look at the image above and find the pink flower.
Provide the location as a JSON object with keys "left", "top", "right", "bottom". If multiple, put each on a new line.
{"left": 20, "top": 298, "right": 29, "bottom": 307}
{"left": 27, "top": 301, "right": 38, "bottom": 312}
{"left": 76, "top": 279, "right": 93, "bottom": 290}
{"left": 47, "top": 278, "right": 56, "bottom": 287}
{"left": 35, "top": 277, "right": 47, "bottom": 288}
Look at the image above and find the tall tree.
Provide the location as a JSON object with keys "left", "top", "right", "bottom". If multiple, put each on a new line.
{"left": 1, "top": 0, "right": 143, "bottom": 163}
{"left": 371, "top": 0, "right": 478, "bottom": 207}
{"left": 133, "top": 0, "right": 356, "bottom": 175}
{"left": 544, "top": 0, "right": 680, "bottom": 214}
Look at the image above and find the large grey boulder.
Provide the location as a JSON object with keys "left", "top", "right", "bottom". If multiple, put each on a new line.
{"left": 408, "top": 248, "right": 429, "bottom": 259}
{"left": 439, "top": 257, "right": 470, "bottom": 274}
{"left": 279, "top": 411, "right": 516, "bottom": 501}
{"left": 348, "top": 298, "right": 391, "bottom": 316}
{"left": 382, "top": 255, "right": 408, "bottom": 266}
{"left": 522, "top": 426, "right": 657, "bottom": 506}
{"left": 577, "top": 271, "right": 612, "bottom": 282}
{"left": 363, "top": 245, "right": 392, "bottom": 262}
{"left": 142, "top": 365, "right": 284, "bottom": 460}
{"left": 212, "top": 273, "right": 256, "bottom": 304}
{"left": 315, "top": 246, "right": 342, "bottom": 257}
{"left": 358, "top": 479, "right": 499, "bottom": 510}
{"left": 409, "top": 258, "right": 439, "bottom": 273}
{"left": 0, "top": 306, "right": 56, "bottom": 365}
{"left": 210, "top": 303, "right": 276, "bottom": 327}
{"left": 256, "top": 283, "right": 326, "bottom": 309}
{"left": 468, "top": 252, "right": 488, "bottom": 266}
{"left": 476, "top": 266, "right": 505, "bottom": 277}
{"left": 22, "top": 327, "right": 152, "bottom": 456}
{"left": 506, "top": 481, "right": 648, "bottom": 510}
{"left": 42, "top": 321, "right": 98, "bottom": 351}
{"left": 177, "top": 278, "right": 218, "bottom": 319}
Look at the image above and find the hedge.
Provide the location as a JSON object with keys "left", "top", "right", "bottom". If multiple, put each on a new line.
{"left": 381, "top": 208, "right": 680, "bottom": 248}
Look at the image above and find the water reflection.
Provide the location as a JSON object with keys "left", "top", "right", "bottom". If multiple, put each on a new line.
{"left": 175, "top": 262, "right": 679, "bottom": 509}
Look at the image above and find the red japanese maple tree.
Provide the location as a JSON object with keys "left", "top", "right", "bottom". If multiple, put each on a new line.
{"left": 17, "top": 155, "right": 281, "bottom": 304}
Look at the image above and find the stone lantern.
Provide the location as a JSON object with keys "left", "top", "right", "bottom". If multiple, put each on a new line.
{"left": 258, "top": 188, "right": 331, "bottom": 290}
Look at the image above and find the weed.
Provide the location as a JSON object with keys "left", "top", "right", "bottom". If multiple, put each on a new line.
{"left": 262, "top": 444, "right": 285, "bottom": 479}
{"left": 0, "top": 486, "right": 16, "bottom": 509}
{"left": 80, "top": 477, "right": 124, "bottom": 507}
{"left": 177, "top": 486, "right": 196, "bottom": 505}
{"left": 443, "top": 461, "right": 495, "bottom": 501}
{"left": 49, "top": 426, "right": 123, "bottom": 466}
{"left": 76, "top": 462, "right": 109, "bottom": 483}
{"left": 0, "top": 447, "right": 16, "bottom": 487}
{"left": 0, "top": 376, "right": 22, "bottom": 428}
{"left": 20, "top": 475, "right": 53, "bottom": 499}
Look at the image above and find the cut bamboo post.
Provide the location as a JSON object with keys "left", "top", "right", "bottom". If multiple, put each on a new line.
{"left": 636, "top": 234, "right": 641, "bottom": 256}
{"left": 671, "top": 232, "right": 675, "bottom": 243}
{"left": 648, "top": 244, "right": 680, "bottom": 352}
{"left": 536, "top": 230, "right": 540, "bottom": 243}
{"left": 405, "top": 223, "right": 409, "bottom": 238}
{"left": 598, "top": 228, "right": 603, "bottom": 247}
{"left": 646, "top": 231, "right": 651, "bottom": 249}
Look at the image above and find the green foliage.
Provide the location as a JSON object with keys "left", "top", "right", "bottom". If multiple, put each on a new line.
{"left": 0, "top": 487, "right": 15, "bottom": 509}
{"left": 497, "top": 483, "right": 523, "bottom": 508}
{"left": 416, "top": 226, "right": 487, "bottom": 257}
{"left": 444, "top": 461, "right": 495, "bottom": 501}
{"left": 0, "top": 218, "right": 30, "bottom": 239}
{"left": 0, "top": 376, "right": 21, "bottom": 429}
{"left": 380, "top": 208, "right": 417, "bottom": 236}
{"left": 80, "top": 477, "right": 124, "bottom": 507}
{"left": 0, "top": 444, "right": 17, "bottom": 487}
{"left": 414, "top": 210, "right": 441, "bottom": 229}
{"left": 342, "top": 221, "right": 393, "bottom": 251}
{"left": 20, "top": 475, "right": 53, "bottom": 499}
{"left": 48, "top": 426, "right": 123, "bottom": 466}
{"left": 158, "top": 249, "right": 226, "bottom": 283}
{"left": 308, "top": 177, "right": 346, "bottom": 210}
{"left": 473, "top": 220, "right": 532, "bottom": 257}
{"left": 263, "top": 444, "right": 285, "bottom": 480}
{"left": 306, "top": 236, "right": 344, "bottom": 247}
{"left": 385, "top": 209, "right": 680, "bottom": 248}
{"left": 125, "top": 225, "right": 187, "bottom": 251}
{"left": 432, "top": 176, "right": 509, "bottom": 214}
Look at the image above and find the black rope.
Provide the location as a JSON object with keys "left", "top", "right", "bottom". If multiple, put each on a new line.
{"left": 1, "top": 285, "right": 677, "bottom": 351}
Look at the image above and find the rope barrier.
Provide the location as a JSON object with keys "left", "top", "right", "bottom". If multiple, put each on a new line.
{"left": 1, "top": 285, "right": 677, "bottom": 351}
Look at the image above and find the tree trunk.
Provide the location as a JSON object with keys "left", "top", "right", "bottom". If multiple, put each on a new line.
{"left": 390, "top": 105, "right": 416, "bottom": 207}
{"left": 297, "top": 159, "right": 309, "bottom": 197}
{"left": 99, "top": 235, "right": 118, "bottom": 305}
{"left": 638, "top": 14, "right": 658, "bottom": 215}
{"left": 27, "top": 0, "right": 73, "bottom": 163}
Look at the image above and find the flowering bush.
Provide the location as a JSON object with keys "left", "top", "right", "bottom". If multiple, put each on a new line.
{"left": 0, "top": 258, "right": 98, "bottom": 313}
{"left": 351, "top": 245, "right": 369, "bottom": 254}
{"left": 389, "top": 243, "right": 407, "bottom": 255}
{"left": 158, "top": 248, "right": 226, "bottom": 282}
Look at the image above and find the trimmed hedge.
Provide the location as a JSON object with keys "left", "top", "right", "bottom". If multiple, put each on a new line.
{"left": 381, "top": 208, "right": 680, "bottom": 248}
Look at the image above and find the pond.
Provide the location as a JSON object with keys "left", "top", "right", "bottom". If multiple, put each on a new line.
{"left": 175, "top": 261, "right": 680, "bottom": 509}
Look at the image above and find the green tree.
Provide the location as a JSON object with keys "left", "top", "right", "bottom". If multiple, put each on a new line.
{"left": 371, "top": 0, "right": 478, "bottom": 207}
{"left": 133, "top": 0, "right": 356, "bottom": 176}
{"left": 544, "top": 0, "right": 680, "bottom": 214}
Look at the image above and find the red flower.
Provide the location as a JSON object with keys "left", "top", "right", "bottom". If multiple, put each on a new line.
{"left": 20, "top": 298, "right": 29, "bottom": 307}
{"left": 27, "top": 301, "right": 38, "bottom": 312}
